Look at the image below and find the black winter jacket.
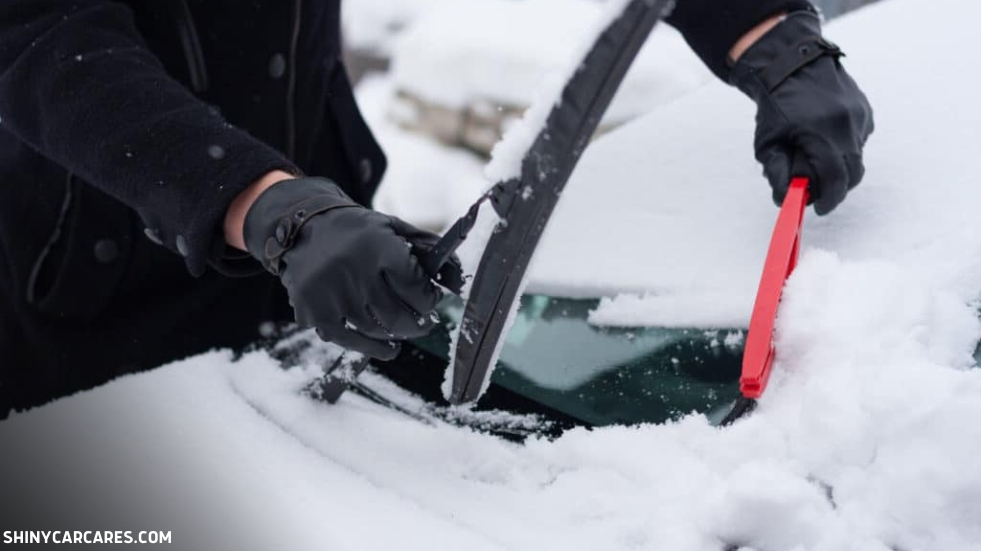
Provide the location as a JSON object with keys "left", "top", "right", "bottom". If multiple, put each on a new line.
{"left": 0, "top": 0, "right": 810, "bottom": 414}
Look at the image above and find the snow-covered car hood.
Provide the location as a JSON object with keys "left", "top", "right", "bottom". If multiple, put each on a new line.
{"left": 530, "top": 0, "right": 981, "bottom": 329}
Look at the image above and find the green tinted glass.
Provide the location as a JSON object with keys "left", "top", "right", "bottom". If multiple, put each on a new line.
{"left": 415, "top": 295, "right": 745, "bottom": 426}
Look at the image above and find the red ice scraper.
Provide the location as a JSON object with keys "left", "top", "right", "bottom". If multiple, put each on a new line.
{"left": 723, "top": 177, "right": 809, "bottom": 424}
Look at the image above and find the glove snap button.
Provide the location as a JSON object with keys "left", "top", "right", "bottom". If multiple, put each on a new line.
{"left": 275, "top": 223, "right": 288, "bottom": 245}
{"left": 175, "top": 234, "right": 189, "bottom": 257}
{"left": 359, "top": 158, "right": 373, "bottom": 184}
{"left": 294, "top": 209, "right": 306, "bottom": 221}
{"left": 268, "top": 53, "right": 286, "bottom": 80}
{"left": 143, "top": 227, "right": 163, "bottom": 246}
{"left": 93, "top": 239, "right": 119, "bottom": 264}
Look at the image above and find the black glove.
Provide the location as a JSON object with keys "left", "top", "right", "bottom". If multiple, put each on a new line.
{"left": 243, "top": 177, "right": 444, "bottom": 360}
{"left": 730, "top": 11, "right": 874, "bottom": 215}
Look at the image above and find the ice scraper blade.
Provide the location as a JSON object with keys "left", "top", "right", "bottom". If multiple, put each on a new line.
{"left": 739, "top": 177, "right": 810, "bottom": 399}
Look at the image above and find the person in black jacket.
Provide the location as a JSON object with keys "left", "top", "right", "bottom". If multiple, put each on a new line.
{"left": 0, "top": 0, "right": 872, "bottom": 416}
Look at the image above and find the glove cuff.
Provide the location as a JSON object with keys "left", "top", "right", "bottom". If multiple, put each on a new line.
{"left": 243, "top": 177, "right": 360, "bottom": 275}
{"left": 730, "top": 11, "right": 843, "bottom": 99}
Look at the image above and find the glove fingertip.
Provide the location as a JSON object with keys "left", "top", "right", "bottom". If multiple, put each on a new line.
{"left": 771, "top": 187, "right": 786, "bottom": 208}
{"left": 416, "top": 311, "right": 440, "bottom": 335}
{"left": 762, "top": 150, "right": 791, "bottom": 206}
{"left": 359, "top": 338, "right": 399, "bottom": 361}
{"left": 378, "top": 341, "right": 402, "bottom": 361}
{"left": 845, "top": 153, "right": 866, "bottom": 190}
{"left": 814, "top": 183, "right": 846, "bottom": 216}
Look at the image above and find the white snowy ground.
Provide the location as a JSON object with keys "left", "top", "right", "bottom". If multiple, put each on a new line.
{"left": 3, "top": 0, "right": 981, "bottom": 550}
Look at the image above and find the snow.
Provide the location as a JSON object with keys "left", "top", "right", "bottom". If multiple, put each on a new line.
{"left": 5, "top": 322, "right": 980, "bottom": 550}
{"left": 367, "top": 0, "right": 708, "bottom": 229}
{"left": 379, "top": 0, "right": 702, "bottom": 402}
{"left": 359, "top": 74, "right": 512, "bottom": 401}
{"left": 341, "top": 0, "right": 448, "bottom": 55}
{"left": 389, "top": 0, "right": 708, "bottom": 184}
{"left": 4, "top": 0, "right": 981, "bottom": 550}
{"left": 391, "top": 0, "right": 706, "bottom": 120}
{"left": 531, "top": 0, "right": 981, "bottom": 329}
{"left": 360, "top": 75, "right": 489, "bottom": 231}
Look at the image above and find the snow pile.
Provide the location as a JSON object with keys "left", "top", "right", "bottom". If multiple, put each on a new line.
{"left": 4, "top": 0, "right": 981, "bottom": 550}
{"left": 3, "top": 291, "right": 979, "bottom": 550}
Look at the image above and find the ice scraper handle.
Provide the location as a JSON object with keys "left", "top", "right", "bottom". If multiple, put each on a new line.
{"left": 739, "top": 177, "right": 809, "bottom": 399}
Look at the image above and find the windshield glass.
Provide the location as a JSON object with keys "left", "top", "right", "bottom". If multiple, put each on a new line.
{"left": 413, "top": 295, "right": 745, "bottom": 426}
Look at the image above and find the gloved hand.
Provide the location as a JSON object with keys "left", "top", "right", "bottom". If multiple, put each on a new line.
{"left": 243, "top": 177, "right": 444, "bottom": 360}
{"left": 730, "top": 11, "right": 874, "bottom": 215}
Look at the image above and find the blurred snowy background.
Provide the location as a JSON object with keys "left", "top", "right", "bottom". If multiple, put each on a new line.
{"left": 339, "top": 0, "right": 885, "bottom": 231}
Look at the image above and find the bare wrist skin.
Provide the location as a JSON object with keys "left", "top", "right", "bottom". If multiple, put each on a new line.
{"left": 729, "top": 13, "right": 787, "bottom": 62}
{"left": 223, "top": 169, "right": 295, "bottom": 250}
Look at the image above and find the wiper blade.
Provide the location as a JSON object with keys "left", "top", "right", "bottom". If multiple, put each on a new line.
{"left": 419, "top": 0, "right": 674, "bottom": 405}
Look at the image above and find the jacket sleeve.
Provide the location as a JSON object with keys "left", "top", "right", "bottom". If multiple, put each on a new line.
{"left": 665, "top": 0, "right": 817, "bottom": 81}
{"left": 0, "top": 0, "right": 298, "bottom": 276}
